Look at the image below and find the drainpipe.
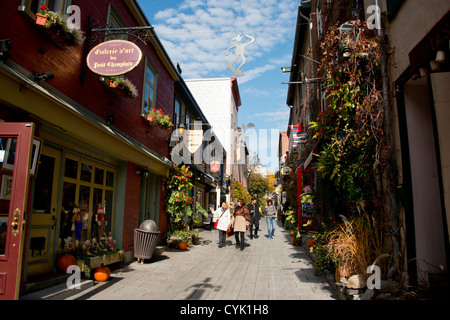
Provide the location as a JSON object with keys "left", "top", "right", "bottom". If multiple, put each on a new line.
{"left": 375, "top": 0, "right": 400, "bottom": 275}
{"left": 299, "top": 12, "right": 312, "bottom": 49}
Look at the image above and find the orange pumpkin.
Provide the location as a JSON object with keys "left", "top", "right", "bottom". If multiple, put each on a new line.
{"left": 178, "top": 241, "right": 188, "bottom": 250}
{"left": 94, "top": 264, "right": 111, "bottom": 282}
{"left": 56, "top": 254, "right": 76, "bottom": 272}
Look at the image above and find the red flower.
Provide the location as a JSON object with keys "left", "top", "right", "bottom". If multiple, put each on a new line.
{"left": 160, "top": 109, "right": 164, "bottom": 115}
{"left": 40, "top": 5, "right": 49, "bottom": 11}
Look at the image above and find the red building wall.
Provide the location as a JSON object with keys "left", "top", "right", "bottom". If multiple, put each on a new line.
{"left": 0, "top": 1, "right": 175, "bottom": 257}
{"left": 123, "top": 162, "right": 141, "bottom": 252}
{"left": 0, "top": 0, "right": 174, "bottom": 158}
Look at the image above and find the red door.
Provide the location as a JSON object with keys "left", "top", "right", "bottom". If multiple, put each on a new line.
{"left": 0, "top": 123, "right": 34, "bottom": 300}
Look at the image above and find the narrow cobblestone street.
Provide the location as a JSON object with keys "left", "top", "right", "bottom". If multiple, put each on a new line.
{"left": 65, "top": 219, "right": 337, "bottom": 301}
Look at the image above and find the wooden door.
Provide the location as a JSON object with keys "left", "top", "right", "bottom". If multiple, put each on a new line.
{"left": 27, "top": 146, "right": 61, "bottom": 277}
{"left": 0, "top": 123, "right": 34, "bottom": 300}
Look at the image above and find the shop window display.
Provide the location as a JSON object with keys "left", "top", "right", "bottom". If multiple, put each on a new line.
{"left": 58, "top": 156, "right": 115, "bottom": 256}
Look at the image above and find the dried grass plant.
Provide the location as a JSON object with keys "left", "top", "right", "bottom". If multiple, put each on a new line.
{"left": 326, "top": 214, "right": 385, "bottom": 278}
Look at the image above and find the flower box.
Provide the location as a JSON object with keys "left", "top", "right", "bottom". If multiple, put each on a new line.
{"left": 146, "top": 115, "right": 159, "bottom": 126}
{"left": 100, "top": 76, "right": 138, "bottom": 99}
{"left": 145, "top": 108, "right": 174, "bottom": 130}
{"left": 35, "top": 5, "right": 84, "bottom": 47}
{"left": 76, "top": 251, "right": 123, "bottom": 277}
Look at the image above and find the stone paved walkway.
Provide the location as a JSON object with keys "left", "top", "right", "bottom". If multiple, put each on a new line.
{"left": 66, "top": 218, "right": 337, "bottom": 300}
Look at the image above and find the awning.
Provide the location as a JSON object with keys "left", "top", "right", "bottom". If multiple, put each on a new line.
{"left": 0, "top": 62, "right": 171, "bottom": 176}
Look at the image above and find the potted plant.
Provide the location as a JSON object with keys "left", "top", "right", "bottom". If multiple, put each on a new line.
{"left": 146, "top": 108, "right": 160, "bottom": 126}
{"left": 35, "top": 12, "right": 47, "bottom": 26}
{"left": 36, "top": 5, "right": 85, "bottom": 46}
{"left": 193, "top": 202, "right": 208, "bottom": 226}
{"left": 176, "top": 231, "right": 191, "bottom": 250}
{"left": 190, "top": 229, "right": 200, "bottom": 245}
{"left": 164, "top": 164, "right": 194, "bottom": 231}
{"left": 166, "top": 191, "right": 194, "bottom": 230}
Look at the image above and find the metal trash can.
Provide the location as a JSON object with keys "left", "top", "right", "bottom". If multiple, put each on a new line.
{"left": 134, "top": 220, "right": 160, "bottom": 263}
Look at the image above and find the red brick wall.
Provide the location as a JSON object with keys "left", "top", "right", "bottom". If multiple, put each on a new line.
{"left": 1, "top": 1, "right": 175, "bottom": 256}
{"left": 0, "top": 0, "right": 174, "bottom": 159}
{"left": 122, "top": 162, "right": 141, "bottom": 251}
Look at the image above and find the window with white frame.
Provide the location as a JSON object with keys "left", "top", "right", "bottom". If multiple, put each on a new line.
{"left": 142, "top": 60, "right": 157, "bottom": 115}
{"left": 28, "top": 0, "right": 69, "bottom": 14}
{"left": 106, "top": 4, "right": 127, "bottom": 41}
{"left": 185, "top": 111, "right": 191, "bottom": 130}
{"left": 174, "top": 96, "right": 181, "bottom": 129}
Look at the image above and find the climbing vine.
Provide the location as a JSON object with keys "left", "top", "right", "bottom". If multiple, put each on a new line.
{"left": 309, "top": 20, "right": 387, "bottom": 210}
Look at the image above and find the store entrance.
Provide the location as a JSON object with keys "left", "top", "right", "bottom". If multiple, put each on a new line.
{"left": 27, "top": 146, "right": 61, "bottom": 277}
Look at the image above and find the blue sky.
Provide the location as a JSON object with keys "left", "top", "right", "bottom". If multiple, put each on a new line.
{"left": 136, "top": 0, "right": 299, "bottom": 172}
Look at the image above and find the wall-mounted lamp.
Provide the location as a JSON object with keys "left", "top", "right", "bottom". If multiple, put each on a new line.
{"left": 338, "top": 23, "right": 360, "bottom": 59}
{"left": 178, "top": 122, "right": 185, "bottom": 135}
{"left": 436, "top": 50, "right": 446, "bottom": 64}
{"left": 430, "top": 60, "right": 440, "bottom": 72}
{"left": 33, "top": 72, "right": 54, "bottom": 82}
{"left": 281, "top": 67, "right": 292, "bottom": 73}
{"left": 419, "top": 67, "right": 429, "bottom": 78}
{"left": 292, "top": 148, "right": 299, "bottom": 159}
{"left": 107, "top": 114, "right": 115, "bottom": 126}
{"left": 136, "top": 167, "right": 149, "bottom": 178}
{"left": 0, "top": 39, "right": 11, "bottom": 62}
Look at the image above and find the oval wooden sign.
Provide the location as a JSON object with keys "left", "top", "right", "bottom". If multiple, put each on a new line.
{"left": 86, "top": 40, "right": 143, "bottom": 76}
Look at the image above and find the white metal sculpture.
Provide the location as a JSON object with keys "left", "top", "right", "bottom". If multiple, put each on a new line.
{"left": 225, "top": 34, "right": 255, "bottom": 76}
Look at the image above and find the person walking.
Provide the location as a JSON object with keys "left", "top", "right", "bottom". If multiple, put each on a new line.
{"left": 228, "top": 199, "right": 251, "bottom": 251}
{"left": 265, "top": 199, "right": 277, "bottom": 239}
{"left": 247, "top": 198, "right": 260, "bottom": 239}
{"left": 213, "top": 202, "right": 231, "bottom": 248}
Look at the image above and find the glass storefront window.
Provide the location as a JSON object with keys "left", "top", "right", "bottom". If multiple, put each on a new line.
{"left": 80, "top": 163, "right": 92, "bottom": 182}
{"left": 95, "top": 168, "right": 104, "bottom": 185}
{"left": 59, "top": 182, "right": 76, "bottom": 249}
{"left": 105, "top": 190, "right": 114, "bottom": 234}
{"left": 64, "top": 158, "right": 78, "bottom": 179}
{"left": 106, "top": 171, "right": 114, "bottom": 187}
{"left": 58, "top": 155, "right": 115, "bottom": 253}
{"left": 32, "top": 154, "right": 54, "bottom": 213}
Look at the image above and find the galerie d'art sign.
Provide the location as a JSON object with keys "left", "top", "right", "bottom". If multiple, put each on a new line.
{"left": 86, "top": 40, "right": 143, "bottom": 76}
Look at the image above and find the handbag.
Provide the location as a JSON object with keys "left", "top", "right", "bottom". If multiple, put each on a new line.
{"left": 214, "top": 209, "right": 225, "bottom": 229}
{"left": 226, "top": 226, "right": 234, "bottom": 237}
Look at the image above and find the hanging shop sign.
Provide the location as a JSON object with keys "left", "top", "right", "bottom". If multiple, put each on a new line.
{"left": 86, "top": 40, "right": 143, "bottom": 76}
{"left": 184, "top": 130, "right": 203, "bottom": 154}
{"left": 281, "top": 166, "right": 292, "bottom": 175}
{"left": 210, "top": 160, "right": 221, "bottom": 173}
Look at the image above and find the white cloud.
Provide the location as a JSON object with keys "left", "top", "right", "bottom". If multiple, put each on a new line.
{"left": 254, "top": 110, "right": 290, "bottom": 121}
{"left": 150, "top": 0, "right": 298, "bottom": 81}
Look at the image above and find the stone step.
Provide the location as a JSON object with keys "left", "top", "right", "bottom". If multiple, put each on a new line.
{"left": 20, "top": 279, "right": 94, "bottom": 300}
